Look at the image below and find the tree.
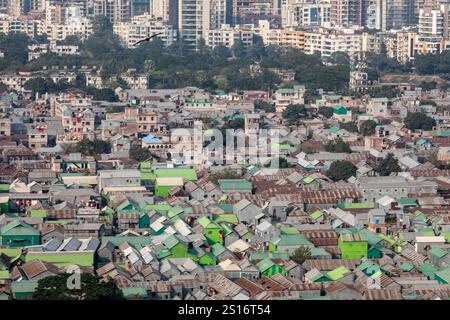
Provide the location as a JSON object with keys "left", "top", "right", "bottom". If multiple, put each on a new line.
{"left": 404, "top": 112, "right": 435, "bottom": 131}
{"left": 339, "top": 122, "right": 359, "bottom": 133}
{"left": 376, "top": 153, "right": 401, "bottom": 176}
{"left": 77, "top": 139, "right": 111, "bottom": 156}
{"left": 255, "top": 100, "right": 275, "bottom": 113}
{"left": 144, "top": 59, "right": 155, "bottom": 73}
{"left": 265, "top": 157, "right": 292, "bottom": 168}
{"left": 318, "top": 106, "right": 334, "bottom": 119}
{"left": 282, "top": 104, "right": 307, "bottom": 125}
{"left": 360, "top": 120, "right": 377, "bottom": 136}
{"left": 324, "top": 138, "right": 351, "bottom": 153}
{"left": 327, "top": 160, "right": 357, "bottom": 181}
{"left": 24, "top": 77, "right": 58, "bottom": 95}
{"left": 298, "top": 142, "right": 316, "bottom": 154}
{"left": 92, "top": 15, "right": 113, "bottom": 35}
{"left": 291, "top": 246, "right": 311, "bottom": 265}
{"left": 33, "top": 273, "right": 123, "bottom": 300}
{"left": 130, "top": 145, "right": 153, "bottom": 162}
{"left": 223, "top": 118, "right": 244, "bottom": 130}
{"left": 328, "top": 52, "right": 350, "bottom": 66}
{"left": 209, "top": 169, "right": 241, "bottom": 184}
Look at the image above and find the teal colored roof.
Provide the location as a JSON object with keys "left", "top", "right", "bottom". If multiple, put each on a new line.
{"left": 332, "top": 105, "right": 347, "bottom": 115}
{"left": 218, "top": 179, "right": 252, "bottom": 191}
{"left": 248, "top": 166, "right": 260, "bottom": 176}
{"left": 310, "top": 247, "right": 331, "bottom": 257}
{"left": 256, "top": 258, "right": 275, "bottom": 272}
{"left": 357, "top": 259, "right": 374, "bottom": 271}
{"left": 273, "top": 234, "right": 312, "bottom": 246}
{"left": 359, "top": 229, "right": 383, "bottom": 246}
{"left": 329, "top": 126, "right": 340, "bottom": 134}
{"left": 167, "top": 207, "right": 184, "bottom": 218}
{"left": 0, "top": 220, "right": 40, "bottom": 236}
{"left": 154, "top": 168, "right": 198, "bottom": 181}
{"left": 436, "top": 130, "right": 450, "bottom": 137}
{"left": 400, "top": 261, "right": 414, "bottom": 272}
{"left": 435, "top": 267, "right": 450, "bottom": 283}
{"left": 397, "top": 198, "right": 417, "bottom": 205}
{"left": 420, "top": 263, "right": 438, "bottom": 278}
{"left": 121, "top": 286, "right": 148, "bottom": 298}
{"left": 429, "top": 247, "right": 448, "bottom": 259}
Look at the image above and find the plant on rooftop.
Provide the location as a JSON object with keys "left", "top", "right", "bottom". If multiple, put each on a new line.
{"left": 291, "top": 246, "right": 311, "bottom": 265}
{"left": 33, "top": 274, "right": 123, "bottom": 300}
{"left": 376, "top": 153, "right": 401, "bottom": 176}
{"left": 327, "top": 160, "right": 356, "bottom": 181}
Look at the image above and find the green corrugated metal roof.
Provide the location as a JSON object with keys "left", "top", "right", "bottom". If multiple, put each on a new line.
{"left": 11, "top": 280, "right": 38, "bottom": 294}
{"left": 212, "top": 243, "right": 226, "bottom": 257}
{"left": 327, "top": 266, "right": 349, "bottom": 281}
{"left": 310, "top": 210, "right": 323, "bottom": 220}
{"left": 121, "top": 286, "right": 148, "bottom": 298}
{"left": 303, "top": 177, "right": 315, "bottom": 184}
{"left": 338, "top": 202, "right": 375, "bottom": 209}
{"left": 163, "top": 235, "right": 180, "bottom": 249}
{"left": 213, "top": 214, "right": 239, "bottom": 224}
{"left": 400, "top": 261, "right": 414, "bottom": 272}
{"left": 101, "top": 236, "right": 151, "bottom": 249}
{"left": 0, "top": 270, "right": 9, "bottom": 280}
{"left": 154, "top": 168, "right": 198, "bottom": 181}
{"left": 218, "top": 179, "right": 252, "bottom": 191}
{"left": 430, "top": 247, "right": 448, "bottom": 259}
{"left": 198, "top": 216, "right": 211, "bottom": 228}
{"left": 420, "top": 263, "right": 438, "bottom": 278}
{"left": 0, "top": 220, "right": 40, "bottom": 236}
{"left": 397, "top": 198, "right": 417, "bottom": 205}
{"left": 256, "top": 258, "right": 275, "bottom": 272}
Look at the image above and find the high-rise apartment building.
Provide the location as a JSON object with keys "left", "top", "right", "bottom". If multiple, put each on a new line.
{"left": 178, "top": 0, "right": 226, "bottom": 50}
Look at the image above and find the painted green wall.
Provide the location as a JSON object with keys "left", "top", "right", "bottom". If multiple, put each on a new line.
{"left": 1, "top": 235, "right": 40, "bottom": 247}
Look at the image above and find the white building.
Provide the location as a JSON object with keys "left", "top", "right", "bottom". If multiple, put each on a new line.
{"left": 206, "top": 23, "right": 254, "bottom": 48}
{"left": 113, "top": 13, "right": 177, "bottom": 48}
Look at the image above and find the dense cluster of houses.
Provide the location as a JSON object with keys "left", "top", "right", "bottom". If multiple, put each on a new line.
{"left": 1, "top": 78, "right": 450, "bottom": 300}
